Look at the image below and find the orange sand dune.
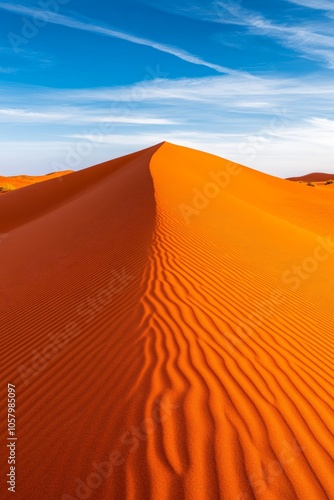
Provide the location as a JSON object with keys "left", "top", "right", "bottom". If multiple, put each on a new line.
{"left": 288, "top": 172, "right": 334, "bottom": 182}
{"left": 0, "top": 143, "right": 333, "bottom": 500}
{"left": 0, "top": 170, "right": 73, "bottom": 192}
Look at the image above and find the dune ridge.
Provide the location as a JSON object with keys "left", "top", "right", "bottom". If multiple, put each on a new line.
{"left": 287, "top": 172, "right": 334, "bottom": 183}
{"left": 0, "top": 142, "right": 333, "bottom": 500}
{"left": 0, "top": 171, "right": 73, "bottom": 193}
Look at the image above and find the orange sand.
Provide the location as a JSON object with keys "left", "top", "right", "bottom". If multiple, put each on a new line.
{"left": 0, "top": 143, "right": 333, "bottom": 500}
{"left": 0, "top": 171, "right": 73, "bottom": 192}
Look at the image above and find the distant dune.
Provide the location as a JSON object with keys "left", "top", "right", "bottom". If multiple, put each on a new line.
{"left": 0, "top": 171, "right": 73, "bottom": 193}
{"left": 287, "top": 172, "right": 334, "bottom": 182}
{"left": 0, "top": 143, "right": 333, "bottom": 500}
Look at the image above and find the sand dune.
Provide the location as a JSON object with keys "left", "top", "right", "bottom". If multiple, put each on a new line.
{"left": 287, "top": 172, "right": 334, "bottom": 183}
{"left": 0, "top": 171, "right": 73, "bottom": 193}
{"left": 0, "top": 142, "right": 333, "bottom": 500}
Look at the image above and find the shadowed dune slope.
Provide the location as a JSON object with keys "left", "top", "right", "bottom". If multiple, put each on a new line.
{"left": 0, "top": 142, "right": 333, "bottom": 500}
{"left": 287, "top": 172, "right": 334, "bottom": 182}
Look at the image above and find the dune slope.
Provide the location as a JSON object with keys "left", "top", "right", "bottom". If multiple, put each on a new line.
{"left": 0, "top": 142, "right": 333, "bottom": 500}
{"left": 287, "top": 172, "right": 334, "bottom": 182}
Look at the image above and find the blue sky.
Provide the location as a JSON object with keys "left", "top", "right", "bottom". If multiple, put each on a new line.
{"left": 0, "top": 0, "right": 333, "bottom": 176}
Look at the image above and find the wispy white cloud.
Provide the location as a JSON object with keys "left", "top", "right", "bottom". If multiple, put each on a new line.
{"left": 0, "top": 66, "right": 17, "bottom": 73}
{"left": 266, "top": 116, "right": 334, "bottom": 150}
{"left": 140, "top": 0, "right": 334, "bottom": 69}
{"left": 0, "top": 107, "right": 177, "bottom": 124}
{"left": 2, "top": 73, "right": 334, "bottom": 115}
{"left": 234, "top": 101, "right": 273, "bottom": 109}
{"left": 212, "top": 1, "right": 334, "bottom": 68}
{"left": 79, "top": 116, "right": 176, "bottom": 125}
{"left": 68, "top": 122, "right": 334, "bottom": 153}
{"left": 284, "top": 0, "right": 334, "bottom": 11}
{"left": 32, "top": 74, "right": 333, "bottom": 119}
{"left": 1, "top": 71, "right": 334, "bottom": 177}
{"left": 69, "top": 130, "right": 240, "bottom": 145}
{"left": 0, "top": 2, "right": 236, "bottom": 75}
{"left": 308, "top": 117, "right": 334, "bottom": 129}
{"left": 0, "top": 108, "right": 68, "bottom": 120}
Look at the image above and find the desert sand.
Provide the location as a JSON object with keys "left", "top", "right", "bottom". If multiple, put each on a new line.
{"left": 0, "top": 142, "right": 333, "bottom": 500}
{"left": 287, "top": 173, "right": 334, "bottom": 183}
{"left": 0, "top": 171, "right": 73, "bottom": 193}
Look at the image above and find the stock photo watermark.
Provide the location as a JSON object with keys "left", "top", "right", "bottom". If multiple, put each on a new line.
{"left": 178, "top": 107, "right": 291, "bottom": 225}
{"left": 52, "top": 65, "right": 169, "bottom": 177}
{"left": 227, "top": 234, "right": 334, "bottom": 352}
{"left": 17, "top": 267, "right": 134, "bottom": 386}
{"left": 238, "top": 438, "right": 306, "bottom": 499}
{"left": 0, "top": 233, "right": 8, "bottom": 243}
{"left": 62, "top": 396, "right": 179, "bottom": 500}
{"left": 8, "top": 0, "right": 70, "bottom": 53}
{"left": 178, "top": 163, "right": 242, "bottom": 225}
{"left": 282, "top": 235, "right": 334, "bottom": 291}
{"left": 238, "top": 108, "right": 290, "bottom": 162}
